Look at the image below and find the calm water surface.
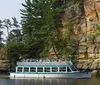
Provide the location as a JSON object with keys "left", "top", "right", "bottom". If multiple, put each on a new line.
{"left": 0, "top": 74, "right": 100, "bottom": 85}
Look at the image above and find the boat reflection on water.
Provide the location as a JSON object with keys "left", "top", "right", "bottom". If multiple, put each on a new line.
{"left": 1, "top": 76, "right": 100, "bottom": 85}
{"left": 10, "top": 78, "right": 74, "bottom": 85}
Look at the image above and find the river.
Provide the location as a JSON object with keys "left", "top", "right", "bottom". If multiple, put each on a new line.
{"left": 0, "top": 74, "right": 100, "bottom": 85}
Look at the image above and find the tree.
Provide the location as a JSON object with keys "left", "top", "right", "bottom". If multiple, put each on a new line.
{"left": 0, "top": 20, "right": 4, "bottom": 48}
{"left": 8, "top": 29, "right": 23, "bottom": 42}
{"left": 21, "top": 0, "right": 64, "bottom": 57}
{"left": 1, "top": 17, "right": 24, "bottom": 64}
{"left": 3, "top": 19, "right": 12, "bottom": 36}
{"left": 21, "top": 0, "right": 88, "bottom": 59}
{"left": 12, "top": 17, "right": 20, "bottom": 28}
{"left": 6, "top": 41, "right": 25, "bottom": 62}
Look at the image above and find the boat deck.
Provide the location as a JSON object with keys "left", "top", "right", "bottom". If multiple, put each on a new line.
{"left": 17, "top": 59, "right": 73, "bottom": 66}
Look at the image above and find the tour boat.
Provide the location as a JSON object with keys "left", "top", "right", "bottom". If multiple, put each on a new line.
{"left": 10, "top": 59, "right": 92, "bottom": 78}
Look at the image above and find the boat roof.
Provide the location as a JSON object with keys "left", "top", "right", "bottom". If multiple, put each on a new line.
{"left": 17, "top": 59, "right": 73, "bottom": 66}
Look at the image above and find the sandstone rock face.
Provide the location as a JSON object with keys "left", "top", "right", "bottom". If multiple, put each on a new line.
{"left": 0, "top": 48, "right": 7, "bottom": 60}
{"left": 0, "top": 60, "right": 10, "bottom": 72}
{"left": 75, "top": 57, "right": 100, "bottom": 70}
{"left": 84, "top": 0, "right": 100, "bottom": 20}
{"left": 79, "top": 0, "right": 100, "bottom": 59}
{"left": 0, "top": 48, "right": 10, "bottom": 72}
{"left": 49, "top": 1, "right": 100, "bottom": 71}
{"left": 62, "top": 0, "right": 100, "bottom": 59}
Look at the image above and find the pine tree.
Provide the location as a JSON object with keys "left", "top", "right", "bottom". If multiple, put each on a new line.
{"left": 21, "top": 0, "right": 64, "bottom": 57}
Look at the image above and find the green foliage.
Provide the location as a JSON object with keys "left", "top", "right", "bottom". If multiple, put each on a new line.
{"left": 3, "top": 19, "right": 12, "bottom": 34}
{"left": 19, "top": 0, "right": 82, "bottom": 59}
{"left": 0, "top": 43, "right": 4, "bottom": 48}
{"left": 8, "top": 29, "right": 23, "bottom": 42}
{"left": 0, "top": 20, "right": 4, "bottom": 47}
{"left": 96, "top": 25, "right": 100, "bottom": 31}
{"left": 3, "top": 18, "right": 24, "bottom": 62}
{"left": 40, "top": 47, "right": 49, "bottom": 57}
{"left": 21, "top": 0, "right": 64, "bottom": 58}
{"left": 54, "top": 21, "right": 78, "bottom": 59}
{"left": 6, "top": 42, "right": 26, "bottom": 61}
{"left": 12, "top": 17, "right": 20, "bottom": 28}
{"left": 2, "top": 0, "right": 83, "bottom": 61}
{"left": 20, "top": 0, "right": 82, "bottom": 59}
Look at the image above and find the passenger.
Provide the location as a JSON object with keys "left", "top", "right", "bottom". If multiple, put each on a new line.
{"left": 61, "top": 58, "right": 65, "bottom": 62}
{"left": 22, "top": 59, "right": 25, "bottom": 62}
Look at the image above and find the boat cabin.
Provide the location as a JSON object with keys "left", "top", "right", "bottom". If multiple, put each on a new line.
{"left": 16, "top": 60, "right": 78, "bottom": 73}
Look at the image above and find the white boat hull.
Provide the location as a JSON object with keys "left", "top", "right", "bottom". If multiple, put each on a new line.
{"left": 10, "top": 72, "right": 91, "bottom": 79}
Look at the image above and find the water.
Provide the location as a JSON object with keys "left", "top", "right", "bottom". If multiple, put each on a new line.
{"left": 0, "top": 74, "right": 100, "bottom": 85}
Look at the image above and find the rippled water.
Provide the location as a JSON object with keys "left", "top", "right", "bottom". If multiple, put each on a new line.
{"left": 0, "top": 74, "right": 100, "bottom": 85}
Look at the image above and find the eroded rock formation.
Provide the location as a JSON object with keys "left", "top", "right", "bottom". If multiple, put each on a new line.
{"left": 0, "top": 48, "right": 10, "bottom": 72}
{"left": 61, "top": 0, "right": 100, "bottom": 60}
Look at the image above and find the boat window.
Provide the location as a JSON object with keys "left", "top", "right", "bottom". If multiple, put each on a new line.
{"left": 52, "top": 67, "right": 58, "bottom": 72}
{"left": 67, "top": 67, "right": 71, "bottom": 72}
{"left": 70, "top": 65, "right": 78, "bottom": 71}
{"left": 30, "top": 67, "right": 36, "bottom": 72}
{"left": 17, "top": 67, "right": 22, "bottom": 72}
{"left": 24, "top": 67, "right": 29, "bottom": 72}
{"left": 59, "top": 67, "right": 66, "bottom": 72}
{"left": 37, "top": 67, "right": 43, "bottom": 72}
{"left": 44, "top": 67, "right": 50, "bottom": 72}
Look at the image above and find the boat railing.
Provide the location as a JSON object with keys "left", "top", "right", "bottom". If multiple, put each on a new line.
{"left": 17, "top": 59, "right": 73, "bottom": 66}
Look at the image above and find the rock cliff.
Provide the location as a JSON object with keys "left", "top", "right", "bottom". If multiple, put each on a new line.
{"left": 61, "top": 0, "right": 100, "bottom": 60}
{"left": 0, "top": 48, "right": 10, "bottom": 72}
{"left": 49, "top": 0, "right": 100, "bottom": 73}
{"left": 0, "top": 60, "right": 10, "bottom": 72}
